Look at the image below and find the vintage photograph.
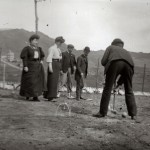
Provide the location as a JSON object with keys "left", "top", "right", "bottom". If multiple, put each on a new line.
{"left": 0, "top": 0, "right": 150, "bottom": 149}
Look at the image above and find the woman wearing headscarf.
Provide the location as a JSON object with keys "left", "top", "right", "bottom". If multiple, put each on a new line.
{"left": 44, "top": 36, "right": 65, "bottom": 101}
{"left": 20, "top": 34, "right": 46, "bottom": 101}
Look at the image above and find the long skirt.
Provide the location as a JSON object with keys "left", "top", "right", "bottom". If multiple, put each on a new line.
{"left": 20, "top": 61, "right": 46, "bottom": 97}
{"left": 46, "top": 61, "right": 61, "bottom": 99}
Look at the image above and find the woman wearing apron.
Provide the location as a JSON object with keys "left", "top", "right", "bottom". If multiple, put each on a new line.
{"left": 46, "top": 36, "right": 65, "bottom": 101}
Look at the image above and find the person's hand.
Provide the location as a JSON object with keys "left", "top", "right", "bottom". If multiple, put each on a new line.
{"left": 40, "top": 60, "right": 43, "bottom": 64}
{"left": 60, "top": 70, "right": 64, "bottom": 75}
{"left": 74, "top": 66, "right": 76, "bottom": 71}
{"left": 49, "top": 63, "right": 53, "bottom": 73}
{"left": 24, "top": 67, "right": 28, "bottom": 72}
{"left": 72, "top": 67, "right": 76, "bottom": 74}
{"left": 49, "top": 68, "right": 53, "bottom": 73}
{"left": 81, "top": 73, "right": 84, "bottom": 78}
{"left": 49, "top": 67, "right": 53, "bottom": 73}
{"left": 68, "top": 68, "right": 71, "bottom": 73}
{"left": 113, "top": 84, "right": 119, "bottom": 93}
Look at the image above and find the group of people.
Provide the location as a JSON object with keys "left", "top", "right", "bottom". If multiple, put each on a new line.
{"left": 20, "top": 34, "right": 137, "bottom": 120}
{"left": 20, "top": 35, "right": 90, "bottom": 102}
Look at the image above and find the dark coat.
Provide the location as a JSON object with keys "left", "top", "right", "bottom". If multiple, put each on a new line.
{"left": 21, "top": 46, "right": 45, "bottom": 67}
{"left": 75, "top": 54, "right": 88, "bottom": 81}
{"left": 101, "top": 45, "right": 134, "bottom": 74}
{"left": 61, "top": 51, "right": 76, "bottom": 74}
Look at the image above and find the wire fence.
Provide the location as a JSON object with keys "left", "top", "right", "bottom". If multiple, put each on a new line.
{"left": 0, "top": 61, "right": 22, "bottom": 89}
{"left": 89, "top": 60, "right": 150, "bottom": 92}
{"left": 0, "top": 60, "right": 150, "bottom": 92}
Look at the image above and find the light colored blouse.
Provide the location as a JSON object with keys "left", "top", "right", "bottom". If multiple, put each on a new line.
{"left": 46, "top": 44, "right": 62, "bottom": 63}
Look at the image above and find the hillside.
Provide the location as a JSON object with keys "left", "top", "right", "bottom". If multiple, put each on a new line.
{"left": 0, "top": 29, "right": 150, "bottom": 91}
{"left": 0, "top": 29, "right": 150, "bottom": 69}
{"left": 0, "top": 29, "right": 67, "bottom": 58}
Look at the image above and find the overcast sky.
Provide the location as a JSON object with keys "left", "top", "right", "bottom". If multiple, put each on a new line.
{"left": 0, "top": 0, "right": 150, "bottom": 52}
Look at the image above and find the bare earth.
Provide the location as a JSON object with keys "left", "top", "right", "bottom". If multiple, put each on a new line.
{"left": 0, "top": 89, "right": 150, "bottom": 150}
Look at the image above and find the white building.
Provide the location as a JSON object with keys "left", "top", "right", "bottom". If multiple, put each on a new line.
{"left": 7, "top": 50, "right": 15, "bottom": 62}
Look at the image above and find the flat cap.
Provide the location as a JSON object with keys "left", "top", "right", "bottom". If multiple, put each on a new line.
{"left": 55, "top": 36, "right": 65, "bottom": 43}
{"left": 67, "top": 44, "right": 74, "bottom": 49}
{"left": 111, "top": 38, "right": 124, "bottom": 46}
{"left": 29, "top": 34, "right": 40, "bottom": 42}
{"left": 84, "top": 46, "right": 90, "bottom": 52}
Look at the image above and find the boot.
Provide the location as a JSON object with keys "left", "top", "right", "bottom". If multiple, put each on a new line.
{"left": 67, "top": 93, "right": 75, "bottom": 99}
{"left": 76, "top": 90, "right": 81, "bottom": 101}
{"left": 93, "top": 112, "right": 106, "bottom": 118}
{"left": 26, "top": 97, "right": 29, "bottom": 100}
{"left": 80, "top": 89, "right": 86, "bottom": 100}
{"left": 32, "top": 97, "right": 40, "bottom": 102}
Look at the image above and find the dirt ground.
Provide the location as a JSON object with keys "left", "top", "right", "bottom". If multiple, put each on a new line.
{"left": 0, "top": 89, "right": 150, "bottom": 150}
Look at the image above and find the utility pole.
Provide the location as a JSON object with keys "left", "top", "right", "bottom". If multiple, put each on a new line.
{"left": 34, "top": 0, "right": 46, "bottom": 34}
{"left": 34, "top": 0, "right": 38, "bottom": 34}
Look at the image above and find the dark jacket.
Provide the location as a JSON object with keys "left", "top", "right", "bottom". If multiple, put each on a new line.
{"left": 75, "top": 54, "right": 88, "bottom": 80}
{"left": 101, "top": 45, "right": 134, "bottom": 74}
{"left": 61, "top": 51, "right": 76, "bottom": 74}
{"left": 20, "top": 46, "right": 45, "bottom": 67}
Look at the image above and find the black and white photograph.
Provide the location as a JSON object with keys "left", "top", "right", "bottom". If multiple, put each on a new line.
{"left": 0, "top": 0, "right": 150, "bottom": 149}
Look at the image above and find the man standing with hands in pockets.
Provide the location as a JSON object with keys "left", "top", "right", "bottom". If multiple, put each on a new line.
{"left": 58, "top": 44, "right": 76, "bottom": 99}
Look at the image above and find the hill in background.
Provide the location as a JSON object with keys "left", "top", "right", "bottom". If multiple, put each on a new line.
{"left": 0, "top": 29, "right": 150, "bottom": 69}
{"left": 0, "top": 29, "right": 150, "bottom": 91}
{"left": 0, "top": 29, "right": 68, "bottom": 57}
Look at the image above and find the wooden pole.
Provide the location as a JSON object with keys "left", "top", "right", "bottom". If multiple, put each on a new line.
{"left": 34, "top": 0, "right": 38, "bottom": 34}
{"left": 3, "top": 63, "right": 6, "bottom": 89}
{"left": 34, "top": 0, "right": 46, "bottom": 34}
{"left": 142, "top": 64, "right": 146, "bottom": 92}
{"left": 0, "top": 47, "right": 2, "bottom": 65}
{"left": 95, "top": 57, "right": 100, "bottom": 93}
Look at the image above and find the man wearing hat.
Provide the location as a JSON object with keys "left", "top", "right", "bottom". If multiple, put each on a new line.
{"left": 75, "top": 47, "right": 90, "bottom": 101}
{"left": 58, "top": 44, "right": 76, "bottom": 99}
{"left": 93, "top": 38, "right": 137, "bottom": 120}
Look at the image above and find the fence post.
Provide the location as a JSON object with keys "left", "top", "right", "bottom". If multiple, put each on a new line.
{"left": 142, "top": 64, "right": 146, "bottom": 92}
{"left": 0, "top": 47, "right": 2, "bottom": 65}
{"left": 95, "top": 57, "right": 100, "bottom": 93}
{"left": 3, "top": 63, "right": 6, "bottom": 89}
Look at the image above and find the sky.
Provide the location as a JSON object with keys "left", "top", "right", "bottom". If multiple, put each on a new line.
{"left": 0, "top": 0, "right": 150, "bottom": 52}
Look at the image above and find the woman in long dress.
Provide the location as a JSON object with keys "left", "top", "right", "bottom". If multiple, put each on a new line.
{"left": 20, "top": 34, "right": 46, "bottom": 101}
{"left": 45, "top": 36, "right": 65, "bottom": 101}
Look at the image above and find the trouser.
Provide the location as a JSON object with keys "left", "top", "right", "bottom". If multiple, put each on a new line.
{"left": 76, "top": 77, "right": 84, "bottom": 99}
{"left": 59, "top": 69, "right": 72, "bottom": 93}
{"left": 100, "top": 60, "right": 137, "bottom": 117}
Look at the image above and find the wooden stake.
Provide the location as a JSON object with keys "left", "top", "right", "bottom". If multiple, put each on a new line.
{"left": 142, "top": 64, "right": 146, "bottom": 92}
{"left": 3, "top": 63, "right": 6, "bottom": 89}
